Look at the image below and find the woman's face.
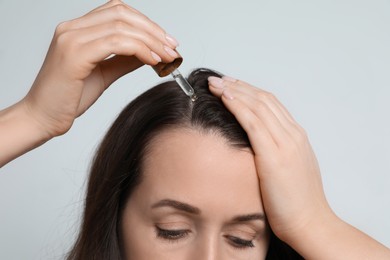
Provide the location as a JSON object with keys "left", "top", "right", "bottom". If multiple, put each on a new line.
{"left": 121, "top": 129, "right": 270, "bottom": 260}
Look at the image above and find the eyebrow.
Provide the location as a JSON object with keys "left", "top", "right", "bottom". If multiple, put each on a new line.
{"left": 151, "top": 199, "right": 265, "bottom": 222}
{"left": 151, "top": 199, "right": 201, "bottom": 214}
{"left": 232, "top": 213, "right": 265, "bottom": 222}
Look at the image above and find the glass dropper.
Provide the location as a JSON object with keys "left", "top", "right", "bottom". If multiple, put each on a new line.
{"left": 171, "top": 69, "right": 197, "bottom": 101}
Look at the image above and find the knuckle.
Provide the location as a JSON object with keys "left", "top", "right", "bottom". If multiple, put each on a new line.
{"left": 297, "top": 127, "right": 308, "bottom": 140}
{"left": 234, "top": 79, "right": 244, "bottom": 86}
{"left": 108, "top": 34, "right": 124, "bottom": 48}
{"left": 134, "top": 42, "right": 146, "bottom": 53}
{"left": 255, "top": 91, "right": 266, "bottom": 100}
{"left": 55, "top": 31, "right": 72, "bottom": 48}
{"left": 112, "top": 20, "right": 126, "bottom": 32}
{"left": 55, "top": 31, "right": 83, "bottom": 52}
{"left": 291, "top": 126, "right": 308, "bottom": 144}
{"left": 113, "top": 3, "right": 127, "bottom": 17}
{"left": 55, "top": 21, "right": 69, "bottom": 35}
{"left": 257, "top": 90, "right": 274, "bottom": 100}
{"left": 245, "top": 116, "right": 261, "bottom": 133}
{"left": 151, "top": 20, "right": 165, "bottom": 34}
{"left": 256, "top": 100, "right": 268, "bottom": 112}
{"left": 265, "top": 91, "right": 276, "bottom": 99}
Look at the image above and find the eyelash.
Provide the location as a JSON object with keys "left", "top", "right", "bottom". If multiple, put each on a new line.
{"left": 156, "top": 227, "right": 190, "bottom": 241}
{"left": 155, "top": 227, "right": 255, "bottom": 249}
{"left": 224, "top": 235, "right": 255, "bottom": 249}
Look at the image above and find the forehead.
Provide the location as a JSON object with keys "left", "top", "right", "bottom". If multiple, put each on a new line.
{"left": 140, "top": 128, "right": 263, "bottom": 215}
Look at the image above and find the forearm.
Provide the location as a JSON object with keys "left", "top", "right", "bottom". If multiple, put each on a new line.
{"left": 289, "top": 212, "right": 390, "bottom": 259}
{"left": 0, "top": 101, "right": 51, "bottom": 167}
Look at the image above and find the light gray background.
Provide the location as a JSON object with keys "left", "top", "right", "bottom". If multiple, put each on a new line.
{"left": 1, "top": 0, "right": 389, "bottom": 259}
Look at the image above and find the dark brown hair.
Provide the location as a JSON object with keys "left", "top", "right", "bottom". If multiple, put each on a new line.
{"left": 67, "top": 68, "right": 302, "bottom": 259}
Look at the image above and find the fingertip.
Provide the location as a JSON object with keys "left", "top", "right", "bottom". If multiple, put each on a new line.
{"left": 208, "top": 79, "right": 224, "bottom": 98}
{"left": 208, "top": 76, "right": 224, "bottom": 88}
{"left": 208, "top": 76, "right": 237, "bottom": 100}
{"left": 163, "top": 45, "right": 179, "bottom": 59}
{"left": 208, "top": 75, "right": 221, "bottom": 81}
{"left": 150, "top": 51, "right": 162, "bottom": 63}
{"left": 222, "top": 88, "right": 234, "bottom": 100}
{"left": 134, "top": 52, "right": 158, "bottom": 66}
{"left": 222, "top": 75, "right": 237, "bottom": 82}
{"left": 165, "top": 34, "right": 179, "bottom": 48}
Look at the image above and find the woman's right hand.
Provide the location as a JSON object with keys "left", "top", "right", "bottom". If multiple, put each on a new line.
{"left": 22, "top": 0, "right": 179, "bottom": 139}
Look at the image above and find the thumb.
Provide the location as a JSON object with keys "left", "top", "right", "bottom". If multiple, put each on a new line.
{"left": 100, "top": 55, "right": 144, "bottom": 88}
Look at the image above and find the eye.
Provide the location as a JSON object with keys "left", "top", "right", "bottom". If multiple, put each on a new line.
{"left": 156, "top": 226, "right": 190, "bottom": 241}
{"left": 224, "top": 235, "right": 255, "bottom": 249}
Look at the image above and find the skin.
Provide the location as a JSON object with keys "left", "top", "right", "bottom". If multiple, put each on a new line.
{"left": 208, "top": 76, "right": 390, "bottom": 259}
{"left": 122, "top": 129, "right": 270, "bottom": 260}
{"left": 0, "top": 0, "right": 178, "bottom": 167}
{"left": 1, "top": 1, "right": 390, "bottom": 259}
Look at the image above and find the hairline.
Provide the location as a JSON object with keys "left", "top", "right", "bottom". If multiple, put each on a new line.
{"left": 142, "top": 124, "right": 252, "bottom": 164}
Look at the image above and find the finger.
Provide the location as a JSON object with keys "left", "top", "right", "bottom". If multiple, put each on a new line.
{"left": 222, "top": 77, "right": 297, "bottom": 125}
{"left": 223, "top": 76, "right": 298, "bottom": 126}
{"left": 220, "top": 92, "right": 278, "bottom": 157}
{"left": 209, "top": 76, "right": 302, "bottom": 139}
{"left": 208, "top": 78, "right": 279, "bottom": 153}
{"left": 77, "top": 55, "right": 143, "bottom": 116}
{"left": 223, "top": 78, "right": 305, "bottom": 141}
{"left": 63, "top": 3, "right": 178, "bottom": 49}
{"left": 75, "top": 56, "right": 142, "bottom": 115}
{"left": 99, "top": 55, "right": 143, "bottom": 88}
{"left": 85, "top": 0, "right": 120, "bottom": 14}
{"left": 75, "top": 55, "right": 143, "bottom": 115}
{"left": 62, "top": 21, "right": 178, "bottom": 64}
{"left": 87, "top": 0, "right": 141, "bottom": 15}
{"left": 207, "top": 76, "right": 224, "bottom": 97}
{"left": 78, "top": 32, "right": 161, "bottom": 66}
{"left": 209, "top": 76, "right": 292, "bottom": 132}
{"left": 222, "top": 86, "right": 293, "bottom": 148}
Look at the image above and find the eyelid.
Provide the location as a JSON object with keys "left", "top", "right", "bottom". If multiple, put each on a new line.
{"left": 224, "top": 235, "right": 255, "bottom": 249}
{"left": 155, "top": 221, "right": 192, "bottom": 230}
{"left": 153, "top": 212, "right": 195, "bottom": 224}
{"left": 224, "top": 228, "right": 258, "bottom": 240}
{"left": 155, "top": 226, "right": 191, "bottom": 242}
{"left": 230, "top": 220, "right": 266, "bottom": 229}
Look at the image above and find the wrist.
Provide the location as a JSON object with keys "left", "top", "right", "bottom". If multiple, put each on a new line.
{"left": 18, "top": 97, "right": 56, "bottom": 141}
{"left": 282, "top": 207, "right": 390, "bottom": 259}
{"left": 0, "top": 100, "right": 52, "bottom": 167}
{"left": 281, "top": 207, "right": 341, "bottom": 258}
{"left": 18, "top": 100, "right": 54, "bottom": 142}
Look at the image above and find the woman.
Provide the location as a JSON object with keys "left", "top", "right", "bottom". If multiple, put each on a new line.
{"left": 67, "top": 68, "right": 303, "bottom": 259}
{"left": 1, "top": 1, "right": 389, "bottom": 259}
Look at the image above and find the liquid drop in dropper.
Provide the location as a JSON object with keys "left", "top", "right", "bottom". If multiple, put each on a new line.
{"left": 171, "top": 69, "right": 197, "bottom": 101}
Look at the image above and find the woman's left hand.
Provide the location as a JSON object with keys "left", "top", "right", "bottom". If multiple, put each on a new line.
{"left": 208, "top": 75, "right": 334, "bottom": 244}
{"left": 209, "top": 75, "right": 390, "bottom": 259}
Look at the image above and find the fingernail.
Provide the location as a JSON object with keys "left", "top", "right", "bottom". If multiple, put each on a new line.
{"left": 166, "top": 34, "right": 179, "bottom": 47}
{"left": 222, "top": 89, "right": 234, "bottom": 100}
{"left": 151, "top": 51, "right": 162, "bottom": 62}
{"left": 222, "top": 75, "right": 237, "bottom": 82}
{"left": 208, "top": 76, "right": 224, "bottom": 88}
{"left": 164, "top": 45, "right": 178, "bottom": 58}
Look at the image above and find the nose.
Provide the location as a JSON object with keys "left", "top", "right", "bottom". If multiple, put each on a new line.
{"left": 189, "top": 234, "right": 220, "bottom": 260}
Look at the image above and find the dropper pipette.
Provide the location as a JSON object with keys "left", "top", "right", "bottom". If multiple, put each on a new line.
{"left": 171, "top": 69, "right": 197, "bottom": 101}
